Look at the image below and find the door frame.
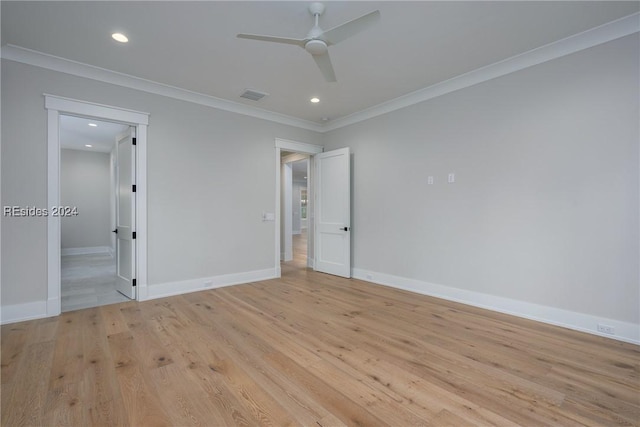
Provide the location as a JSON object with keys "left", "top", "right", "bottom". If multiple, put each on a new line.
{"left": 45, "top": 94, "right": 149, "bottom": 316}
{"left": 274, "top": 138, "right": 323, "bottom": 276}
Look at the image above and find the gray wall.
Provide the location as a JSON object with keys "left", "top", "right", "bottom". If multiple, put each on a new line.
{"left": 1, "top": 59, "right": 322, "bottom": 306}
{"left": 323, "top": 35, "right": 639, "bottom": 325}
{"left": 60, "top": 149, "right": 111, "bottom": 249}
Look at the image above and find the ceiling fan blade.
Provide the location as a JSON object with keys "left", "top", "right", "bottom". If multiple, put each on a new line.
{"left": 323, "top": 10, "right": 380, "bottom": 45}
{"left": 237, "top": 33, "right": 306, "bottom": 47}
{"left": 312, "top": 52, "right": 337, "bottom": 82}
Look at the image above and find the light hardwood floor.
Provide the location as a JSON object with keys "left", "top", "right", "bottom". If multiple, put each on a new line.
{"left": 2, "top": 250, "right": 638, "bottom": 425}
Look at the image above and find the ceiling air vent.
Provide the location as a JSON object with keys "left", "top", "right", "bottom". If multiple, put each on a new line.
{"left": 240, "top": 89, "right": 269, "bottom": 101}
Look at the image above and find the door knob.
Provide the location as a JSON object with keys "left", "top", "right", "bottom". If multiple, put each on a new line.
{"left": 112, "top": 229, "right": 118, "bottom": 234}
{"left": 340, "top": 227, "right": 350, "bottom": 231}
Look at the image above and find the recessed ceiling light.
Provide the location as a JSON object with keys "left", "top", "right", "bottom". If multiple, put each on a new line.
{"left": 112, "top": 33, "right": 129, "bottom": 43}
{"left": 88, "top": 123, "right": 97, "bottom": 127}
{"left": 310, "top": 97, "right": 320, "bottom": 103}
{"left": 85, "top": 144, "right": 93, "bottom": 148}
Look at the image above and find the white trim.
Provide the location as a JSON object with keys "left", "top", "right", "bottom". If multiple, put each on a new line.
{"left": 61, "top": 246, "right": 111, "bottom": 256}
{"left": 47, "top": 107, "right": 62, "bottom": 318}
{"left": 3, "top": 45, "right": 323, "bottom": 133}
{"left": 1, "top": 300, "right": 48, "bottom": 324}
{"left": 136, "top": 124, "right": 148, "bottom": 301}
{"left": 141, "top": 268, "right": 278, "bottom": 301}
{"left": 275, "top": 138, "right": 323, "bottom": 154}
{"left": 45, "top": 94, "right": 149, "bottom": 317}
{"left": 353, "top": 268, "right": 640, "bottom": 345}
{"left": 324, "top": 12, "right": 640, "bottom": 131}
{"left": 45, "top": 94, "right": 149, "bottom": 125}
{"left": 274, "top": 139, "right": 323, "bottom": 275}
{"left": 2, "top": 13, "right": 638, "bottom": 133}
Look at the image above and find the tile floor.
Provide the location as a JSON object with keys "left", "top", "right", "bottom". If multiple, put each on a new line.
{"left": 61, "top": 252, "right": 131, "bottom": 312}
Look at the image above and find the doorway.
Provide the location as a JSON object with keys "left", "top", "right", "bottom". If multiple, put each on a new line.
{"left": 45, "top": 95, "right": 149, "bottom": 318}
{"left": 275, "top": 139, "right": 352, "bottom": 278}
{"left": 274, "top": 139, "right": 323, "bottom": 276}
{"left": 59, "top": 115, "right": 130, "bottom": 311}
{"left": 282, "top": 156, "right": 309, "bottom": 268}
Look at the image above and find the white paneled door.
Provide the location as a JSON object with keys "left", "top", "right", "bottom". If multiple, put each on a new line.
{"left": 115, "top": 128, "right": 136, "bottom": 299}
{"left": 314, "top": 147, "right": 351, "bottom": 278}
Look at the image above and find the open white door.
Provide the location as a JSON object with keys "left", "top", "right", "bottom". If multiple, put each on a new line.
{"left": 314, "top": 147, "right": 351, "bottom": 278}
{"left": 115, "top": 128, "right": 136, "bottom": 299}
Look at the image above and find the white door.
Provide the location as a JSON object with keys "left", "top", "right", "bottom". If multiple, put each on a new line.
{"left": 314, "top": 147, "right": 351, "bottom": 278}
{"left": 115, "top": 128, "right": 136, "bottom": 299}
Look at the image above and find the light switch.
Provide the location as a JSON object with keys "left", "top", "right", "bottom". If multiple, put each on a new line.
{"left": 262, "top": 212, "right": 275, "bottom": 221}
{"left": 448, "top": 173, "right": 455, "bottom": 183}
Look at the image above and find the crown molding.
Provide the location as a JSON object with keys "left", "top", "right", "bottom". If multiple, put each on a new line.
{"left": 1, "top": 44, "right": 324, "bottom": 133}
{"left": 2, "top": 12, "right": 638, "bottom": 134}
{"left": 323, "top": 12, "right": 640, "bottom": 132}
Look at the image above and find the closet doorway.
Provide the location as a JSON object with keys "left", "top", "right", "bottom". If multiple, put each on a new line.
{"left": 59, "top": 115, "right": 131, "bottom": 311}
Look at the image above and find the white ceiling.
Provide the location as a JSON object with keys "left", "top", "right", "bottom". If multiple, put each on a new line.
{"left": 2, "top": 2, "right": 638, "bottom": 125}
{"left": 60, "top": 115, "right": 129, "bottom": 153}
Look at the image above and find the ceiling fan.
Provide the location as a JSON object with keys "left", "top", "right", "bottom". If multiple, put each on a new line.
{"left": 237, "top": 2, "right": 380, "bottom": 82}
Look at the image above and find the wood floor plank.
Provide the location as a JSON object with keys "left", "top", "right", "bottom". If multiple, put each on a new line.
{"left": 0, "top": 321, "right": 34, "bottom": 385}
{"left": 43, "top": 310, "right": 86, "bottom": 425}
{"left": 80, "top": 308, "right": 129, "bottom": 427}
{"left": 142, "top": 299, "right": 263, "bottom": 426}
{"left": 106, "top": 330, "right": 173, "bottom": 426}
{"left": 1, "top": 254, "right": 638, "bottom": 426}
{"left": 188, "top": 296, "right": 331, "bottom": 425}
{"left": 44, "top": 382, "right": 84, "bottom": 427}
{"left": 2, "top": 341, "right": 55, "bottom": 426}
{"left": 100, "top": 303, "right": 131, "bottom": 337}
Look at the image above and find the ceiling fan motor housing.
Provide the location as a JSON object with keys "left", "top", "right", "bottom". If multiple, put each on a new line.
{"left": 305, "top": 39, "right": 328, "bottom": 55}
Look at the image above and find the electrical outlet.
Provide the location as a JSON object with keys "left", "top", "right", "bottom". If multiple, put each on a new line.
{"left": 448, "top": 173, "right": 455, "bottom": 183}
{"left": 597, "top": 324, "right": 615, "bottom": 335}
{"left": 427, "top": 176, "right": 434, "bottom": 185}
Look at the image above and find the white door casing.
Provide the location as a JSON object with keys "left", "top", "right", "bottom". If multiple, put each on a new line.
{"left": 115, "top": 129, "right": 136, "bottom": 298}
{"left": 44, "top": 95, "right": 148, "bottom": 319}
{"left": 314, "top": 147, "right": 351, "bottom": 278}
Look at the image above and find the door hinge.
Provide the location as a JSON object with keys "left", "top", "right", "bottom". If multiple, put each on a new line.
{"left": 132, "top": 137, "right": 137, "bottom": 145}
{"left": 132, "top": 279, "right": 137, "bottom": 287}
{"left": 132, "top": 232, "right": 136, "bottom": 239}
{"left": 132, "top": 184, "right": 136, "bottom": 192}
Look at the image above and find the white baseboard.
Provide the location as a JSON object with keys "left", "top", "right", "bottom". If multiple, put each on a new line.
{"left": 61, "top": 246, "right": 111, "bottom": 256}
{"left": 307, "top": 257, "right": 315, "bottom": 269}
{"left": 142, "top": 267, "right": 278, "bottom": 301}
{"left": 352, "top": 268, "right": 639, "bottom": 345}
{"left": 1, "top": 300, "right": 48, "bottom": 324}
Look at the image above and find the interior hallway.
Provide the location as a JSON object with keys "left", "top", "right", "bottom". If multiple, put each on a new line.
{"left": 282, "top": 228, "right": 308, "bottom": 277}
